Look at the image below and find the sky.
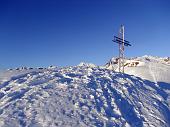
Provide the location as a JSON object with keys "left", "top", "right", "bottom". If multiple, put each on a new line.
{"left": 0, "top": 0, "right": 170, "bottom": 69}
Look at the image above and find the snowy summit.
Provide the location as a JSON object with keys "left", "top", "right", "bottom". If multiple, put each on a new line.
{"left": 0, "top": 56, "right": 170, "bottom": 127}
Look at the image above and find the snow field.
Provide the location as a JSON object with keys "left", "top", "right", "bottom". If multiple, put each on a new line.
{"left": 0, "top": 57, "right": 169, "bottom": 127}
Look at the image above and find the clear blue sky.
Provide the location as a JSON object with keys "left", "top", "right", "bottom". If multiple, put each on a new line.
{"left": 0, "top": 0, "right": 170, "bottom": 69}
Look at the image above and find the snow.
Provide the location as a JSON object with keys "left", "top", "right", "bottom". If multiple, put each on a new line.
{"left": 0, "top": 56, "right": 169, "bottom": 127}
{"left": 106, "top": 55, "right": 170, "bottom": 83}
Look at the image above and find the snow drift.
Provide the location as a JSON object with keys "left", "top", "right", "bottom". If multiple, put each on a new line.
{"left": 0, "top": 56, "right": 169, "bottom": 127}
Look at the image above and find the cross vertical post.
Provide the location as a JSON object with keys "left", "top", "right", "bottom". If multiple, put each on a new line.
{"left": 112, "top": 25, "right": 131, "bottom": 73}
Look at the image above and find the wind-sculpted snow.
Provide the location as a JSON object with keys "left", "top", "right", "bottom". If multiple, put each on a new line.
{"left": 0, "top": 65, "right": 170, "bottom": 127}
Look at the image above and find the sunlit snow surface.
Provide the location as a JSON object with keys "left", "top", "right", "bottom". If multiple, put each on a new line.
{"left": 0, "top": 56, "right": 170, "bottom": 127}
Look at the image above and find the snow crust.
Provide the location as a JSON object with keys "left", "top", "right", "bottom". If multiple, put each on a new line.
{"left": 0, "top": 56, "right": 169, "bottom": 127}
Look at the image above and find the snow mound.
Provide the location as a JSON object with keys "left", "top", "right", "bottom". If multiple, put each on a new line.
{"left": 78, "top": 62, "right": 96, "bottom": 68}
{"left": 0, "top": 63, "right": 170, "bottom": 127}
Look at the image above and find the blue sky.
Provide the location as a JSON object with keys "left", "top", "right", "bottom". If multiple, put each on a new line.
{"left": 0, "top": 0, "right": 170, "bottom": 69}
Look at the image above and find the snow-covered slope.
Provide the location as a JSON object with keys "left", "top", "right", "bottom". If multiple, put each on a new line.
{"left": 0, "top": 58, "right": 170, "bottom": 127}
{"left": 106, "top": 55, "right": 170, "bottom": 83}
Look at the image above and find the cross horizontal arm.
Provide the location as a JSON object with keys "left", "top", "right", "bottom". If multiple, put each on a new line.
{"left": 112, "top": 36, "right": 132, "bottom": 46}
{"left": 114, "top": 36, "right": 131, "bottom": 44}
